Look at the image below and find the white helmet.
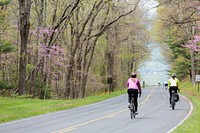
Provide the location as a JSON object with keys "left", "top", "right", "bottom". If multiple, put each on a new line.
{"left": 172, "top": 73, "right": 176, "bottom": 77}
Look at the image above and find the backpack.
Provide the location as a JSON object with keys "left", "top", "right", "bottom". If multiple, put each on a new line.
{"left": 174, "top": 93, "right": 179, "bottom": 102}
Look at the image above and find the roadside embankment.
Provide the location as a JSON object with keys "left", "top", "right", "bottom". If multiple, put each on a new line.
{"left": 0, "top": 90, "right": 125, "bottom": 123}
{"left": 173, "top": 79, "right": 200, "bottom": 132}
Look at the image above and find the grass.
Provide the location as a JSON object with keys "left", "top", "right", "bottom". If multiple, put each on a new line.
{"left": 173, "top": 79, "right": 200, "bottom": 133}
{"left": 0, "top": 90, "right": 126, "bottom": 123}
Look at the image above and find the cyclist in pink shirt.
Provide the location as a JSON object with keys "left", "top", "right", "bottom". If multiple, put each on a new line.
{"left": 126, "top": 72, "right": 142, "bottom": 114}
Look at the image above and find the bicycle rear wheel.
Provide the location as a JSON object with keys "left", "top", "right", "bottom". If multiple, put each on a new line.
{"left": 130, "top": 109, "right": 133, "bottom": 119}
{"left": 171, "top": 93, "right": 175, "bottom": 110}
{"left": 130, "top": 97, "right": 135, "bottom": 119}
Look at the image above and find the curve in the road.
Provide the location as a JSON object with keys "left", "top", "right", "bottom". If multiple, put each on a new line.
{"left": 166, "top": 94, "right": 193, "bottom": 133}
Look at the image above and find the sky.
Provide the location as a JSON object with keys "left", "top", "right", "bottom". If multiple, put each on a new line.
{"left": 143, "top": 0, "right": 158, "bottom": 18}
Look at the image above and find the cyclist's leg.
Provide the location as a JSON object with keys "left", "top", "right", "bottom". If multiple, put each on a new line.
{"left": 127, "top": 89, "right": 134, "bottom": 107}
{"left": 171, "top": 87, "right": 177, "bottom": 94}
{"left": 169, "top": 87, "right": 172, "bottom": 105}
{"left": 127, "top": 89, "right": 134, "bottom": 103}
{"left": 132, "top": 89, "right": 138, "bottom": 111}
{"left": 174, "top": 87, "right": 178, "bottom": 93}
{"left": 127, "top": 89, "right": 131, "bottom": 104}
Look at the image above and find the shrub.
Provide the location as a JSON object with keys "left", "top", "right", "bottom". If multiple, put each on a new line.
{"left": 0, "top": 80, "right": 15, "bottom": 90}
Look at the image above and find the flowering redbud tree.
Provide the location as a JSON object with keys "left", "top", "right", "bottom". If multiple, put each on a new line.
{"left": 185, "top": 35, "right": 200, "bottom": 52}
{"left": 28, "top": 27, "right": 68, "bottom": 95}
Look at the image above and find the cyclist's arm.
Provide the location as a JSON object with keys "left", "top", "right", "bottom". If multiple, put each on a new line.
{"left": 126, "top": 81, "right": 129, "bottom": 88}
{"left": 137, "top": 81, "right": 142, "bottom": 93}
{"left": 168, "top": 79, "right": 170, "bottom": 89}
{"left": 177, "top": 78, "right": 179, "bottom": 87}
{"left": 176, "top": 78, "right": 180, "bottom": 91}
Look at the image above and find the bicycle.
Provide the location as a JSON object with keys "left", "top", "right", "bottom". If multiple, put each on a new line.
{"left": 129, "top": 93, "right": 136, "bottom": 119}
{"left": 171, "top": 90, "right": 179, "bottom": 110}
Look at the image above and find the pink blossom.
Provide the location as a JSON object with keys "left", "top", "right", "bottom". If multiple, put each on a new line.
{"left": 54, "top": 61, "right": 65, "bottom": 67}
{"left": 185, "top": 35, "right": 200, "bottom": 52}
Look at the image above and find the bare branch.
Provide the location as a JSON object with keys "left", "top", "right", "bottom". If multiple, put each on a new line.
{"left": 152, "top": 0, "right": 173, "bottom": 8}
{"left": 88, "top": 0, "right": 140, "bottom": 40}
{"left": 48, "top": 0, "right": 80, "bottom": 46}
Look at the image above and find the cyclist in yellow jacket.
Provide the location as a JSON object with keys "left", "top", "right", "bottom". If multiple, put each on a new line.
{"left": 168, "top": 73, "right": 179, "bottom": 106}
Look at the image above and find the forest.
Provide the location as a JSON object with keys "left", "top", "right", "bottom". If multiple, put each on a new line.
{"left": 0, "top": 0, "right": 150, "bottom": 99}
{"left": 153, "top": 0, "right": 200, "bottom": 84}
{"left": 1, "top": 0, "right": 200, "bottom": 100}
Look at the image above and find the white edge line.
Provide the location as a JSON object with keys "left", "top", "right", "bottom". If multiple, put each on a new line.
{"left": 166, "top": 94, "right": 194, "bottom": 133}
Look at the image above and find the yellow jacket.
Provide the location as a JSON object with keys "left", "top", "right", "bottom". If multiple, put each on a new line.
{"left": 168, "top": 77, "right": 179, "bottom": 87}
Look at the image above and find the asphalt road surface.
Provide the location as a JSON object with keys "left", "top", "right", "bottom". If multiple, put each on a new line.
{"left": 0, "top": 86, "right": 192, "bottom": 133}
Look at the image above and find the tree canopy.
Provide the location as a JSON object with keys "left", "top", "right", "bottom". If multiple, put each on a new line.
{"left": 0, "top": 0, "right": 150, "bottom": 99}
{"left": 152, "top": 0, "right": 200, "bottom": 82}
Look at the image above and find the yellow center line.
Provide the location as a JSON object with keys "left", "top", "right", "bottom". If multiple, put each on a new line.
{"left": 51, "top": 88, "right": 154, "bottom": 133}
{"left": 61, "top": 127, "right": 76, "bottom": 132}
{"left": 51, "top": 109, "right": 127, "bottom": 133}
{"left": 139, "top": 89, "right": 153, "bottom": 105}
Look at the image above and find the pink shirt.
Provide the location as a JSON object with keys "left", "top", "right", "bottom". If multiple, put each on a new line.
{"left": 126, "top": 78, "right": 141, "bottom": 92}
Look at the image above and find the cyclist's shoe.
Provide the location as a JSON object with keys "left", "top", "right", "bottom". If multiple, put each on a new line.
{"left": 135, "top": 111, "right": 138, "bottom": 115}
{"left": 169, "top": 104, "right": 172, "bottom": 107}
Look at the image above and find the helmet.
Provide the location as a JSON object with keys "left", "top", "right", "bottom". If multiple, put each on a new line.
{"left": 131, "top": 72, "right": 137, "bottom": 77}
{"left": 171, "top": 73, "right": 176, "bottom": 77}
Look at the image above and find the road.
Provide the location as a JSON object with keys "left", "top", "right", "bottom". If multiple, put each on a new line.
{"left": 0, "top": 86, "right": 192, "bottom": 133}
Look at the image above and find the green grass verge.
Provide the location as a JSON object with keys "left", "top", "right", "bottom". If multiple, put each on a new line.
{"left": 173, "top": 79, "right": 200, "bottom": 133}
{"left": 0, "top": 90, "right": 126, "bottom": 123}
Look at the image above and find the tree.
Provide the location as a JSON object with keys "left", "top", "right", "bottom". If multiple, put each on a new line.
{"left": 0, "top": 0, "right": 150, "bottom": 99}
{"left": 153, "top": 0, "right": 200, "bottom": 82}
{"left": 18, "top": 0, "right": 32, "bottom": 95}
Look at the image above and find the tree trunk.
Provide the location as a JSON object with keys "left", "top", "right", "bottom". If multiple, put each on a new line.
{"left": 18, "top": 0, "right": 32, "bottom": 95}
{"left": 190, "top": 49, "right": 196, "bottom": 84}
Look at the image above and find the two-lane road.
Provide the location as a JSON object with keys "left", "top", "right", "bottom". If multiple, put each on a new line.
{"left": 0, "top": 86, "right": 192, "bottom": 133}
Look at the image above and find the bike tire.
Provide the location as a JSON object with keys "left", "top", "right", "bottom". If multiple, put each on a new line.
{"left": 171, "top": 93, "right": 175, "bottom": 110}
{"left": 130, "top": 97, "right": 135, "bottom": 119}
{"left": 130, "top": 110, "right": 133, "bottom": 119}
{"left": 130, "top": 101, "right": 133, "bottom": 119}
{"left": 172, "top": 104, "right": 175, "bottom": 110}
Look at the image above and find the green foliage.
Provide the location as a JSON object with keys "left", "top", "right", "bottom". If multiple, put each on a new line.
{"left": 0, "top": 41, "right": 16, "bottom": 53}
{"left": 27, "top": 76, "right": 48, "bottom": 99}
{"left": 27, "top": 64, "right": 35, "bottom": 71}
{"left": 39, "top": 86, "right": 51, "bottom": 99}
{"left": 164, "top": 35, "right": 191, "bottom": 78}
{"left": 0, "top": 0, "right": 11, "bottom": 24}
{"left": 173, "top": 59, "right": 190, "bottom": 80}
{"left": 0, "top": 80, "right": 15, "bottom": 90}
{"left": 0, "top": 0, "right": 11, "bottom": 6}
{"left": 0, "top": 10, "right": 7, "bottom": 24}
{"left": 91, "top": 36, "right": 107, "bottom": 76}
